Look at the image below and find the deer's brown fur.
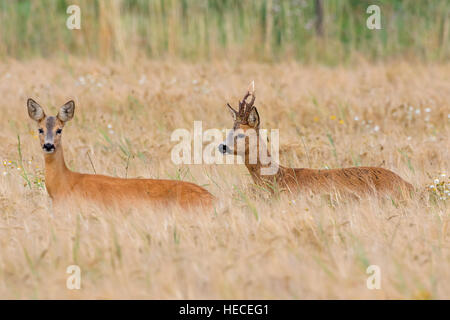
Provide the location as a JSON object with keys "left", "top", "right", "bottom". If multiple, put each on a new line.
{"left": 28, "top": 99, "right": 214, "bottom": 210}
{"left": 222, "top": 89, "right": 413, "bottom": 199}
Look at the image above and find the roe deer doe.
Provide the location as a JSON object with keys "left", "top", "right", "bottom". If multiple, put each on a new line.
{"left": 27, "top": 99, "right": 214, "bottom": 210}
{"left": 218, "top": 87, "right": 413, "bottom": 199}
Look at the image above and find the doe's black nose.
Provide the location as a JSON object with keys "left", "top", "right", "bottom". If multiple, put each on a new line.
{"left": 43, "top": 143, "right": 55, "bottom": 152}
{"left": 218, "top": 144, "right": 227, "bottom": 154}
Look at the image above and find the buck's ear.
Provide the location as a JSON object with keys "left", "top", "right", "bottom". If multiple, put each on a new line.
{"left": 27, "top": 98, "right": 45, "bottom": 121}
{"left": 248, "top": 107, "right": 260, "bottom": 128}
{"left": 227, "top": 103, "right": 237, "bottom": 121}
{"left": 57, "top": 100, "right": 75, "bottom": 122}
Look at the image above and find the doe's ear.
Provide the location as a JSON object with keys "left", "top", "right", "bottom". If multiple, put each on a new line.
{"left": 27, "top": 98, "right": 45, "bottom": 121}
{"left": 247, "top": 107, "right": 260, "bottom": 128}
{"left": 57, "top": 100, "right": 75, "bottom": 122}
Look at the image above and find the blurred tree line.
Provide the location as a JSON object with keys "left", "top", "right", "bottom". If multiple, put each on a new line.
{"left": 0, "top": 0, "right": 448, "bottom": 63}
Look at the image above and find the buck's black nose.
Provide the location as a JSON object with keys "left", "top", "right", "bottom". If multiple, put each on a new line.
{"left": 43, "top": 143, "right": 55, "bottom": 152}
{"left": 218, "top": 144, "right": 227, "bottom": 154}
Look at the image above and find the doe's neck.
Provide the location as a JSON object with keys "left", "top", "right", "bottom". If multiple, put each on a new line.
{"left": 44, "top": 146, "right": 71, "bottom": 189}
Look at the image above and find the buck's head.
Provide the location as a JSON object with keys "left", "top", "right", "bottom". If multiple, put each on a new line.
{"left": 27, "top": 99, "right": 75, "bottom": 154}
{"left": 218, "top": 87, "right": 260, "bottom": 157}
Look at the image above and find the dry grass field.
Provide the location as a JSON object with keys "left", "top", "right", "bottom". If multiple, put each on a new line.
{"left": 0, "top": 58, "right": 449, "bottom": 299}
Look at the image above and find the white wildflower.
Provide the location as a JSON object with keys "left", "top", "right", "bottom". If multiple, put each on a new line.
{"left": 139, "top": 75, "right": 146, "bottom": 85}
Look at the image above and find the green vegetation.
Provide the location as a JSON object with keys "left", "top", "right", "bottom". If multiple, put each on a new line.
{"left": 0, "top": 0, "right": 448, "bottom": 63}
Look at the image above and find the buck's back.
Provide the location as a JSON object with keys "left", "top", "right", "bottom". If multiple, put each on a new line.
{"left": 280, "top": 166, "right": 413, "bottom": 198}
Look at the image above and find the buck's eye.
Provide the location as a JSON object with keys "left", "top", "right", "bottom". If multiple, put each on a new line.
{"left": 56, "top": 129, "right": 62, "bottom": 134}
{"left": 38, "top": 129, "right": 44, "bottom": 134}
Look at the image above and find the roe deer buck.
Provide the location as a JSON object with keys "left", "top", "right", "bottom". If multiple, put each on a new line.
{"left": 27, "top": 99, "right": 214, "bottom": 210}
{"left": 218, "top": 87, "right": 414, "bottom": 199}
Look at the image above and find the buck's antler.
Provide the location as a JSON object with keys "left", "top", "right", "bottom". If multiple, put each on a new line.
{"left": 226, "top": 81, "right": 256, "bottom": 122}
{"left": 238, "top": 91, "right": 251, "bottom": 117}
{"left": 238, "top": 81, "right": 256, "bottom": 118}
{"left": 227, "top": 102, "right": 238, "bottom": 118}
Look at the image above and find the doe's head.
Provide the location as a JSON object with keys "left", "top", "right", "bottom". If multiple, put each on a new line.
{"left": 219, "top": 84, "right": 260, "bottom": 157}
{"left": 27, "top": 99, "right": 75, "bottom": 154}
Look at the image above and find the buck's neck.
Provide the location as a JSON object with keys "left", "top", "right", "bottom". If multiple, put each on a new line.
{"left": 244, "top": 135, "right": 283, "bottom": 186}
{"left": 44, "top": 145, "right": 71, "bottom": 198}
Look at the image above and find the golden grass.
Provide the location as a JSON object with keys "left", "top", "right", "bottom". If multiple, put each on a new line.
{"left": 0, "top": 58, "right": 449, "bottom": 299}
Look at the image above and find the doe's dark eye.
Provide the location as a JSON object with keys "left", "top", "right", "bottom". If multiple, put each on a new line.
{"left": 38, "top": 129, "right": 44, "bottom": 134}
{"left": 56, "top": 129, "right": 62, "bottom": 134}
